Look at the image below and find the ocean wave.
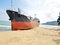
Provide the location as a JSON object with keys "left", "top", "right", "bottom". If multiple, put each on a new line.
{"left": 0, "top": 25, "right": 11, "bottom": 28}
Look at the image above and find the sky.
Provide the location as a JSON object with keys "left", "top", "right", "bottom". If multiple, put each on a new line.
{"left": 0, "top": 0, "right": 60, "bottom": 23}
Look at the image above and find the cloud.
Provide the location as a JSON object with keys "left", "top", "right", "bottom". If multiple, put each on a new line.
{"left": 23, "top": 0, "right": 60, "bottom": 23}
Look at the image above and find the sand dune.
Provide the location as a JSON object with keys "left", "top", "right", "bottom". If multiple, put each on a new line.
{"left": 0, "top": 27, "right": 60, "bottom": 45}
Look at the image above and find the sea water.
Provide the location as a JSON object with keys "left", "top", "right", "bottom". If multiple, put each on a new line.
{"left": 0, "top": 21, "right": 11, "bottom": 31}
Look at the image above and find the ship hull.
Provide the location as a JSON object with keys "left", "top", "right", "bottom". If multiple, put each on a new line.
{"left": 11, "top": 22, "right": 39, "bottom": 30}
{"left": 6, "top": 10, "right": 39, "bottom": 30}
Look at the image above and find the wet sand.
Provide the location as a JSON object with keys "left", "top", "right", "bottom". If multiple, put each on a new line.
{"left": 0, "top": 27, "right": 60, "bottom": 45}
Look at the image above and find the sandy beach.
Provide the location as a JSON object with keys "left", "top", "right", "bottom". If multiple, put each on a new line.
{"left": 0, "top": 27, "right": 60, "bottom": 45}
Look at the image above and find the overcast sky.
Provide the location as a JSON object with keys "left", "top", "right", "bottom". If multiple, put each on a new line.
{"left": 0, "top": 0, "right": 60, "bottom": 23}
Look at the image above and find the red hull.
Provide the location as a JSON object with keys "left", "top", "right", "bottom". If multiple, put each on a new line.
{"left": 11, "top": 22, "right": 39, "bottom": 30}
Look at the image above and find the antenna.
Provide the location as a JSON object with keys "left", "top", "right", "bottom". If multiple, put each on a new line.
{"left": 34, "top": 14, "right": 36, "bottom": 18}
{"left": 11, "top": 0, "right": 13, "bottom": 10}
{"left": 18, "top": 8, "right": 21, "bottom": 14}
{"left": 59, "top": 12, "right": 60, "bottom": 16}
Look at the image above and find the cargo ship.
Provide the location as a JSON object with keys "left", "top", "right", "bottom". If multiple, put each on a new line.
{"left": 6, "top": 9, "right": 40, "bottom": 30}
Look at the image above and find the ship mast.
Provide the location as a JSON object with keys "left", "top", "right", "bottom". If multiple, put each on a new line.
{"left": 59, "top": 12, "right": 60, "bottom": 16}
{"left": 11, "top": 0, "right": 13, "bottom": 10}
{"left": 18, "top": 8, "right": 21, "bottom": 14}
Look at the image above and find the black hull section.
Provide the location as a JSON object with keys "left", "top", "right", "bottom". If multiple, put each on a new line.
{"left": 6, "top": 10, "right": 30, "bottom": 22}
